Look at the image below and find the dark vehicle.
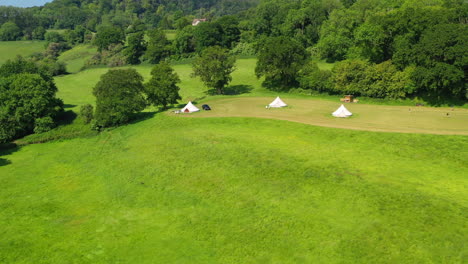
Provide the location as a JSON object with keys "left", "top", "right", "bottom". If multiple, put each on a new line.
{"left": 202, "top": 104, "right": 211, "bottom": 110}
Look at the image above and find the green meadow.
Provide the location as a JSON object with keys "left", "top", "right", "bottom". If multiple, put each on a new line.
{"left": 58, "top": 44, "right": 97, "bottom": 73}
{"left": 0, "top": 41, "right": 46, "bottom": 64}
{"left": 1, "top": 48, "right": 467, "bottom": 263}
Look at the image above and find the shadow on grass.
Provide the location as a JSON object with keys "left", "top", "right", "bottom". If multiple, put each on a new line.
{"left": 0, "top": 143, "right": 19, "bottom": 167}
{"left": 205, "top": 85, "right": 253, "bottom": 96}
{"left": 129, "top": 111, "right": 160, "bottom": 125}
{"left": 57, "top": 110, "right": 78, "bottom": 126}
{"left": 416, "top": 94, "right": 467, "bottom": 107}
{"left": 63, "top": 104, "right": 77, "bottom": 109}
{"left": 224, "top": 85, "right": 253, "bottom": 95}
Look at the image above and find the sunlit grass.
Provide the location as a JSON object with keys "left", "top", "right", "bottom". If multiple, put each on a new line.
{"left": 1, "top": 115, "right": 467, "bottom": 263}
{"left": 0, "top": 41, "right": 45, "bottom": 64}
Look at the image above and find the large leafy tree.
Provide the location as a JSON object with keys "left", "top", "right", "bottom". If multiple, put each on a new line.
{"left": 216, "top": 15, "right": 241, "bottom": 48}
{"left": 255, "top": 36, "right": 308, "bottom": 90}
{"left": 93, "top": 69, "right": 146, "bottom": 127}
{"left": 411, "top": 23, "right": 467, "bottom": 98}
{"left": 192, "top": 46, "right": 236, "bottom": 95}
{"left": 145, "top": 62, "right": 181, "bottom": 109}
{"left": 173, "top": 26, "right": 195, "bottom": 56}
{"left": 0, "top": 22, "right": 22, "bottom": 41}
{"left": 143, "top": 29, "right": 171, "bottom": 64}
{"left": 193, "top": 22, "right": 224, "bottom": 52}
{"left": 0, "top": 58, "right": 63, "bottom": 143}
{"left": 123, "top": 32, "right": 147, "bottom": 65}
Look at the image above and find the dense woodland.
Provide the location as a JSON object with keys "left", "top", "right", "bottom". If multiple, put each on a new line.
{"left": 0, "top": 0, "right": 467, "bottom": 142}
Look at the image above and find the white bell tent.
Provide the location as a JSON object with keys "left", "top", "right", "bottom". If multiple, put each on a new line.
{"left": 332, "top": 104, "right": 352, "bottom": 117}
{"left": 180, "top": 101, "right": 200, "bottom": 113}
{"left": 268, "top": 96, "right": 287, "bottom": 108}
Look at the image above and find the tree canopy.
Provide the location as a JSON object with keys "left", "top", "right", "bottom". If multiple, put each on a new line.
{"left": 145, "top": 62, "right": 182, "bottom": 109}
{"left": 255, "top": 36, "right": 309, "bottom": 90}
{"left": 192, "top": 46, "right": 236, "bottom": 95}
{"left": 0, "top": 58, "right": 63, "bottom": 143}
{"left": 93, "top": 69, "right": 146, "bottom": 127}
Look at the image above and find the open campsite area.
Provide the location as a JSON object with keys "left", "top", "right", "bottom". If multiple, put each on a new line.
{"left": 182, "top": 97, "right": 468, "bottom": 135}
{"left": 1, "top": 55, "right": 468, "bottom": 263}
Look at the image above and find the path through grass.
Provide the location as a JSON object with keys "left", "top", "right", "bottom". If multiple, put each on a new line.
{"left": 184, "top": 97, "right": 468, "bottom": 135}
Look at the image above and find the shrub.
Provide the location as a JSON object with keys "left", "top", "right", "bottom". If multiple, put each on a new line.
{"left": 93, "top": 69, "right": 146, "bottom": 127}
{"left": 80, "top": 104, "right": 94, "bottom": 124}
{"left": 299, "top": 62, "right": 333, "bottom": 93}
{"left": 0, "top": 22, "right": 21, "bottom": 41}
{"left": 34, "top": 116, "right": 56, "bottom": 134}
{"left": 44, "top": 31, "right": 64, "bottom": 43}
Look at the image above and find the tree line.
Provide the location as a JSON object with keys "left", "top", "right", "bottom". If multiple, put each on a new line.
{"left": 1, "top": 0, "right": 459, "bottom": 101}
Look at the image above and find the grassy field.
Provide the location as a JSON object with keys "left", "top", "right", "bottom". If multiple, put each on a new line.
{"left": 58, "top": 44, "right": 97, "bottom": 73}
{"left": 0, "top": 41, "right": 46, "bottom": 65}
{"left": 1, "top": 114, "right": 467, "bottom": 263}
{"left": 1, "top": 54, "right": 468, "bottom": 263}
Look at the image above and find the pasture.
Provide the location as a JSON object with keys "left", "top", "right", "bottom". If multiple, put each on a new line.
{"left": 58, "top": 44, "right": 97, "bottom": 73}
{"left": 1, "top": 114, "right": 467, "bottom": 263}
{"left": 0, "top": 41, "right": 45, "bottom": 64}
{"left": 1, "top": 54, "right": 468, "bottom": 263}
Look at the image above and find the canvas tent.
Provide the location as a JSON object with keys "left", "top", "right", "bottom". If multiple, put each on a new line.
{"left": 332, "top": 104, "right": 352, "bottom": 117}
{"left": 268, "top": 96, "right": 287, "bottom": 108}
{"left": 181, "top": 101, "right": 200, "bottom": 113}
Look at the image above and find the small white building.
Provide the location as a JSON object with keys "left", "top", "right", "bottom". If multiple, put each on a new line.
{"left": 192, "top": 19, "right": 207, "bottom": 26}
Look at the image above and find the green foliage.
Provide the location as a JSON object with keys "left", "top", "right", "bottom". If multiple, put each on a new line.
{"left": 351, "top": 22, "right": 386, "bottom": 63}
{"left": 145, "top": 62, "right": 181, "bottom": 109}
{"left": 85, "top": 44, "right": 126, "bottom": 68}
{"left": 216, "top": 15, "right": 241, "bottom": 49}
{"left": 192, "top": 46, "right": 236, "bottom": 94}
{"left": 174, "top": 16, "right": 193, "bottom": 30}
{"left": 63, "top": 27, "right": 86, "bottom": 45}
{"left": 255, "top": 36, "right": 308, "bottom": 90}
{"left": 332, "top": 59, "right": 415, "bottom": 98}
{"left": 94, "top": 26, "right": 125, "bottom": 52}
{"left": 0, "top": 22, "right": 22, "bottom": 41}
{"left": 80, "top": 104, "right": 94, "bottom": 124}
{"left": 33, "top": 116, "right": 56, "bottom": 134}
{"left": 36, "top": 58, "right": 68, "bottom": 77}
{"left": 93, "top": 69, "right": 146, "bottom": 128}
{"left": 44, "top": 42, "right": 70, "bottom": 59}
{"left": 173, "top": 26, "right": 196, "bottom": 56}
{"left": 143, "top": 29, "right": 171, "bottom": 64}
{"left": 0, "top": 67, "right": 63, "bottom": 143}
{"left": 412, "top": 23, "right": 467, "bottom": 98}
{"left": 32, "top": 27, "right": 46, "bottom": 40}
{"left": 298, "top": 61, "right": 333, "bottom": 93}
{"left": 282, "top": 0, "right": 329, "bottom": 46}
{"left": 331, "top": 59, "right": 369, "bottom": 95}
{"left": 315, "top": 8, "right": 360, "bottom": 61}
{"left": 193, "top": 22, "right": 224, "bottom": 52}
{"left": 123, "top": 32, "right": 147, "bottom": 65}
{"left": 362, "top": 61, "right": 415, "bottom": 99}
{"left": 44, "top": 31, "right": 65, "bottom": 44}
